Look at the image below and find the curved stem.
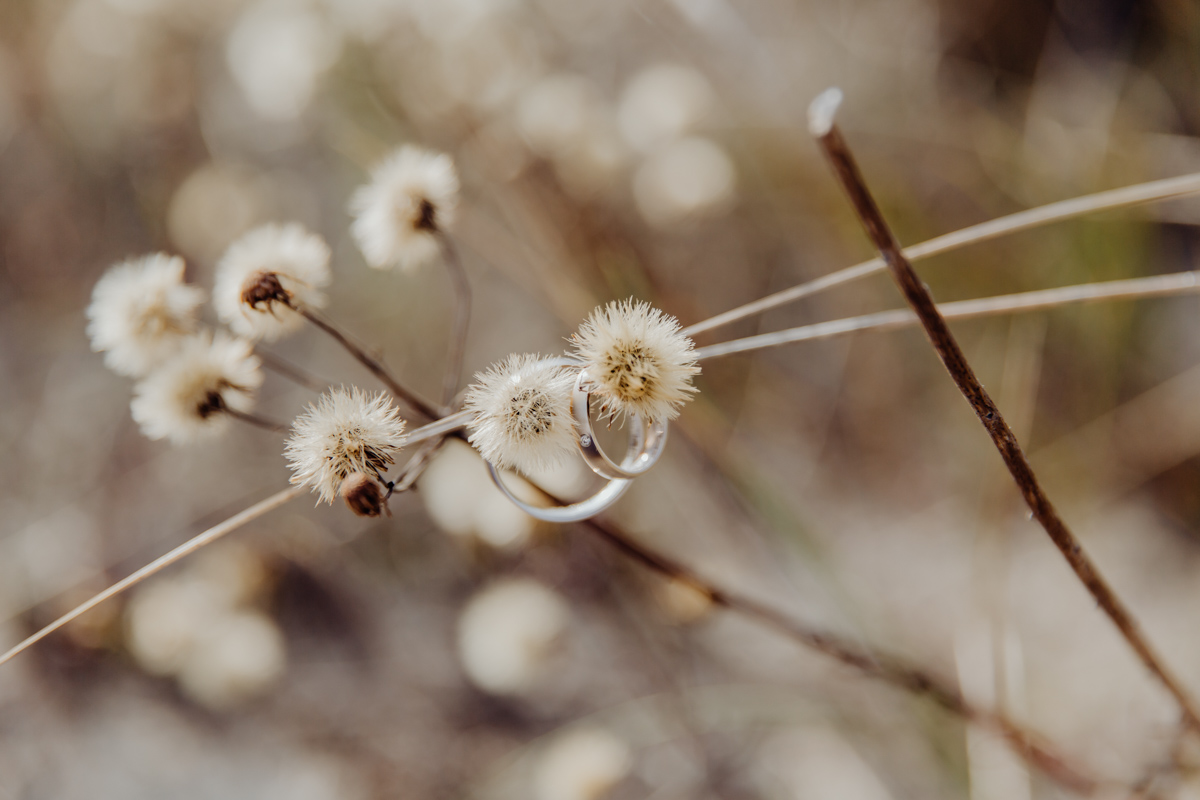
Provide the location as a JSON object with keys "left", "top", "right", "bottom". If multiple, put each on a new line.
{"left": 683, "top": 172, "right": 1200, "bottom": 338}
{"left": 293, "top": 302, "right": 438, "bottom": 421}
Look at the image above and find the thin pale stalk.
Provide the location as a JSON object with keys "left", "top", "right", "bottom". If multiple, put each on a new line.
{"left": 683, "top": 173, "right": 1200, "bottom": 337}
{"left": 809, "top": 88, "right": 1200, "bottom": 732}
{"left": 0, "top": 485, "right": 304, "bottom": 668}
{"left": 694, "top": 271, "right": 1200, "bottom": 361}
{"left": 404, "top": 409, "right": 473, "bottom": 445}
{"left": 437, "top": 234, "right": 471, "bottom": 412}
{"left": 294, "top": 302, "right": 438, "bottom": 420}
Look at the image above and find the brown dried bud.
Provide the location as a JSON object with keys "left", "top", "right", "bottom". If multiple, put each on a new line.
{"left": 241, "top": 271, "right": 292, "bottom": 310}
{"left": 339, "top": 472, "right": 387, "bottom": 517}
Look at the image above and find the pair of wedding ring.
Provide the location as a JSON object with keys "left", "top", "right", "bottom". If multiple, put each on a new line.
{"left": 486, "top": 365, "right": 668, "bottom": 522}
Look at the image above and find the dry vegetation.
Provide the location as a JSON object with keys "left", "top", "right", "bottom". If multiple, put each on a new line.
{"left": 4, "top": 0, "right": 1200, "bottom": 798}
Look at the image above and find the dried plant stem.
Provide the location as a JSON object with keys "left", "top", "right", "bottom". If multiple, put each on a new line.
{"left": 393, "top": 436, "right": 447, "bottom": 493}
{"left": 438, "top": 234, "right": 471, "bottom": 411}
{"left": 683, "top": 172, "right": 1200, "bottom": 337}
{"left": 256, "top": 348, "right": 330, "bottom": 392}
{"left": 293, "top": 302, "right": 438, "bottom": 420}
{"left": 0, "top": 485, "right": 304, "bottom": 668}
{"left": 575, "top": 515, "right": 1098, "bottom": 795}
{"left": 405, "top": 409, "right": 473, "bottom": 446}
{"left": 694, "top": 270, "right": 1200, "bottom": 361}
{"left": 1, "top": 468, "right": 1100, "bottom": 793}
{"left": 809, "top": 89, "right": 1200, "bottom": 733}
{"left": 224, "top": 407, "right": 288, "bottom": 434}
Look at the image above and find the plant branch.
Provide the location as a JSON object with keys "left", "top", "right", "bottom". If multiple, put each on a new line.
{"left": 682, "top": 172, "right": 1200, "bottom": 337}
{"left": 693, "top": 271, "right": 1200, "bottom": 361}
{"left": 437, "top": 234, "right": 472, "bottom": 412}
{"left": 0, "top": 485, "right": 304, "bottom": 668}
{"left": 574, "top": 514, "right": 1099, "bottom": 795}
{"left": 808, "top": 87, "right": 1200, "bottom": 732}
{"left": 224, "top": 406, "right": 288, "bottom": 434}
{"left": 255, "top": 347, "right": 331, "bottom": 392}
{"left": 293, "top": 301, "right": 439, "bottom": 421}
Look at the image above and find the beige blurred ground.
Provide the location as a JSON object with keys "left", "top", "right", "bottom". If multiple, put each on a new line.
{"left": 4, "top": 0, "right": 1200, "bottom": 797}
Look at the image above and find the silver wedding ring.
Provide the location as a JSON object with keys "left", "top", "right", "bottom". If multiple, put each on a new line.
{"left": 571, "top": 369, "right": 668, "bottom": 481}
{"left": 485, "top": 462, "right": 631, "bottom": 523}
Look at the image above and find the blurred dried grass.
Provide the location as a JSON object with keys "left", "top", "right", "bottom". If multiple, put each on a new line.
{"left": 4, "top": 0, "right": 1200, "bottom": 797}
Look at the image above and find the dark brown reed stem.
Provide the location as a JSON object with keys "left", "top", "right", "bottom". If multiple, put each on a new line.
{"left": 575, "top": 515, "right": 1098, "bottom": 795}
{"left": 437, "top": 234, "right": 471, "bottom": 411}
{"left": 809, "top": 94, "right": 1200, "bottom": 733}
{"left": 292, "top": 302, "right": 439, "bottom": 421}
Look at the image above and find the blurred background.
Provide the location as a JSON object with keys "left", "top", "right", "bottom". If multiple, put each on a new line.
{"left": 5, "top": 0, "right": 1200, "bottom": 797}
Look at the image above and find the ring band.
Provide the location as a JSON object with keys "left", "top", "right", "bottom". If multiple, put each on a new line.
{"left": 571, "top": 369, "right": 668, "bottom": 481}
{"left": 485, "top": 462, "right": 631, "bottom": 523}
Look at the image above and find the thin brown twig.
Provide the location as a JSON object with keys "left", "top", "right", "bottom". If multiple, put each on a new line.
{"left": 292, "top": 301, "right": 439, "bottom": 420}
{"left": 574, "top": 514, "right": 1099, "bottom": 795}
{"left": 255, "top": 347, "right": 331, "bottom": 392}
{"left": 807, "top": 88, "right": 1200, "bottom": 733}
{"left": 437, "top": 234, "right": 472, "bottom": 411}
{"left": 224, "top": 406, "right": 289, "bottom": 434}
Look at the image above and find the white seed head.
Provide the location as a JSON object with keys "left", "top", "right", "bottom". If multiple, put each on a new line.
{"left": 285, "top": 387, "right": 407, "bottom": 504}
{"left": 86, "top": 253, "right": 206, "bottom": 378}
{"left": 571, "top": 299, "right": 700, "bottom": 423}
{"left": 349, "top": 145, "right": 460, "bottom": 272}
{"left": 214, "top": 222, "right": 332, "bottom": 341}
{"left": 177, "top": 610, "right": 287, "bottom": 711}
{"left": 534, "top": 728, "right": 634, "bottom": 800}
{"left": 456, "top": 577, "right": 569, "bottom": 695}
{"left": 130, "top": 332, "right": 263, "bottom": 445}
{"left": 464, "top": 354, "right": 577, "bottom": 475}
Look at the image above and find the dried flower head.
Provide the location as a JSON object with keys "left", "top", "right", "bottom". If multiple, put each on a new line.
{"left": 464, "top": 354, "right": 577, "bottom": 474}
{"left": 130, "top": 332, "right": 263, "bottom": 444}
{"left": 340, "top": 471, "right": 387, "bottom": 517}
{"left": 349, "top": 145, "right": 459, "bottom": 272}
{"left": 570, "top": 299, "right": 700, "bottom": 423}
{"left": 214, "top": 222, "right": 332, "bottom": 341}
{"left": 86, "top": 253, "right": 206, "bottom": 378}
{"left": 285, "top": 387, "right": 407, "bottom": 504}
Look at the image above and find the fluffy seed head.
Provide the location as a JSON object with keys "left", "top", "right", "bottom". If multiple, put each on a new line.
{"left": 285, "top": 387, "right": 407, "bottom": 504}
{"left": 213, "top": 222, "right": 332, "bottom": 341}
{"left": 464, "top": 354, "right": 577, "bottom": 475}
{"left": 349, "top": 145, "right": 459, "bottom": 272}
{"left": 130, "top": 332, "right": 263, "bottom": 444}
{"left": 571, "top": 299, "right": 700, "bottom": 423}
{"left": 86, "top": 253, "right": 206, "bottom": 378}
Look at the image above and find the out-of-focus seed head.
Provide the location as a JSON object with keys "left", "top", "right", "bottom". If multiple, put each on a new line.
{"left": 214, "top": 222, "right": 331, "bottom": 341}
{"left": 86, "top": 253, "right": 206, "bottom": 378}
{"left": 130, "top": 332, "right": 263, "bottom": 445}
{"left": 349, "top": 145, "right": 459, "bottom": 272}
